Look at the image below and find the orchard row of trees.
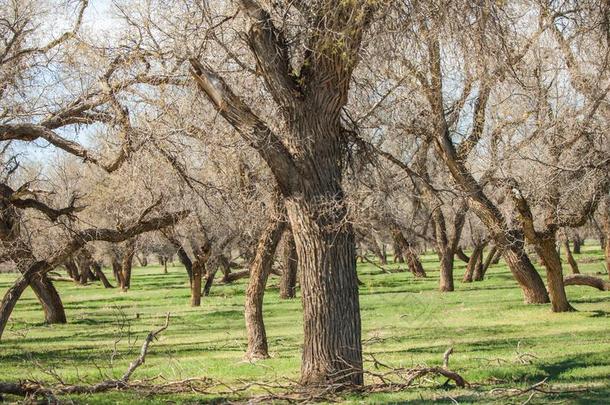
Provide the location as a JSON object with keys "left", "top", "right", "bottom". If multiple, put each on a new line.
{"left": 1, "top": 0, "right": 608, "bottom": 388}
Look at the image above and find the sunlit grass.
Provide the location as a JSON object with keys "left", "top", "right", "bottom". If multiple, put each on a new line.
{"left": 1, "top": 243, "right": 608, "bottom": 403}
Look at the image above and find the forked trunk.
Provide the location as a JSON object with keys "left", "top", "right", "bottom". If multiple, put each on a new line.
{"left": 279, "top": 229, "right": 298, "bottom": 299}
{"left": 535, "top": 238, "right": 574, "bottom": 312}
{"left": 286, "top": 196, "right": 362, "bottom": 386}
{"left": 391, "top": 226, "right": 426, "bottom": 277}
{"left": 30, "top": 275, "right": 66, "bottom": 324}
{"left": 502, "top": 244, "right": 550, "bottom": 304}
{"left": 477, "top": 245, "right": 498, "bottom": 280}
{"left": 244, "top": 215, "right": 285, "bottom": 360}
{"left": 562, "top": 239, "right": 580, "bottom": 274}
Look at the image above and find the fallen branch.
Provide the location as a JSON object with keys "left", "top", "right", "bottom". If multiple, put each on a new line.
{"left": 0, "top": 313, "right": 170, "bottom": 398}
{"left": 564, "top": 274, "right": 610, "bottom": 291}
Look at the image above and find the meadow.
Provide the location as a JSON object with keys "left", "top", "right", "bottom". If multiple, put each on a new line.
{"left": 1, "top": 244, "right": 609, "bottom": 404}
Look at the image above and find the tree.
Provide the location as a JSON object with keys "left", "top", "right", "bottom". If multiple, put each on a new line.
{"left": 184, "top": 0, "right": 378, "bottom": 386}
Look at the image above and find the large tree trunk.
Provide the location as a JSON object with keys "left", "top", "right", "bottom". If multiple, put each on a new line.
{"left": 244, "top": 215, "right": 286, "bottom": 360}
{"left": 279, "top": 229, "right": 298, "bottom": 299}
{"left": 286, "top": 195, "right": 362, "bottom": 386}
{"left": 563, "top": 239, "right": 580, "bottom": 274}
{"left": 30, "top": 275, "right": 67, "bottom": 324}
{"left": 535, "top": 238, "right": 574, "bottom": 312}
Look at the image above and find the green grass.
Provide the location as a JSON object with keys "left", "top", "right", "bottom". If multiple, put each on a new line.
{"left": 1, "top": 244, "right": 609, "bottom": 404}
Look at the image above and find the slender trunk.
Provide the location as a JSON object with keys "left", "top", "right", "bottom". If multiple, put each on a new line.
{"left": 111, "top": 258, "right": 122, "bottom": 283}
{"left": 219, "top": 255, "right": 232, "bottom": 283}
{"left": 30, "top": 275, "right": 67, "bottom": 324}
{"left": 602, "top": 204, "right": 610, "bottom": 278}
{"left": 391, "top": 226, "right": 426, "bottom": 277}
{"left": 491, "top": 248, "right": 503, "bottom": 264}
{"left": 404, "top": 247, "right": 426, "bottom": 278}
{"left": 572, "top": 234, "right": 582, "bottom": 254}
{"left": 191, "top": 261, "right": 203, "bottom": 306}
{"left": 92, "top": 262, "right": 114, "bottom": 288}
{"left": 279, "top": 229, "right": 298, "bottom": 299}
{"left": 64, "top": 259, "right": 79, "bottom": 282}
{"left": 535, "top": 238, "right": 574, "bottom": 312}
{"left": 439, "top": 250, "right": 454, "bottom": 291}
{"left": 563, "top": 239, "right": 580, "bottom": 274}
{"left": 455, "top": 247, "right": 470, "bottom": 264}
{"left": 203, "top": 267, "right": 217, "bottom": 296}
{"left": 393, "top": 239, "right": 404, "bottom": 263}
{"left": 244, "top": 216, "right": 285, "bottom": 360}
{"left": 120, "top": 242, "right": 135, "bottom": 291}
{"left": 176, "top": 246, "right": 193, "bottom": 285}
{"left": 0, "top": 277, "right": 29, "bottom": 340}
{"left": 477, "top": 245, "right": 497, "bottom": 281}
{"left": 464, "top": 244, "right": 484, "bottom": 283}
{"left": 286, "top": 196, "right": 362, "bottom": 386}
{"left": 369, "top": 241, "right": 387, "bottom": 265}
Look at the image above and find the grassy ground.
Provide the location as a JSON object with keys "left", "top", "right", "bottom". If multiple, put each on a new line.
{"left": 1, "top": 244, "right": 609, "bottom": 404}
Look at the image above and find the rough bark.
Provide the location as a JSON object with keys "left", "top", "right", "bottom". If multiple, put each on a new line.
{"left": 279, "top": 229, "right": 298, "bottom": 299}
{"left": 245, "top": 214, "right": 286, "bottom": 360}
{"left": 286, "top": 196, "right": 362, "bottom": 386}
